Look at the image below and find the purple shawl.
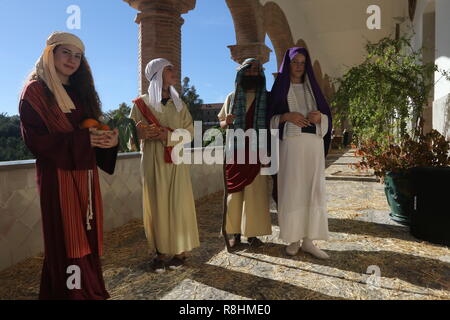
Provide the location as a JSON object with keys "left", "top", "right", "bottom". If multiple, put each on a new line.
{"left": 267, "top": 47, "right": 332, "bottom": 156}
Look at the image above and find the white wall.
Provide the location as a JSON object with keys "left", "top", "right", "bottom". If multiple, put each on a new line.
{"left": 433, "top": 0, "right": 450, "bottom": 139}
{"left": 413, "top": 0, "right": 450, "bottom": 137}
{"left": 434, "top": 0, "right": 450, "bottom": 101}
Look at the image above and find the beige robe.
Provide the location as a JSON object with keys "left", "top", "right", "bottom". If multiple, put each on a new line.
{"left": 130, "top": 94, "right": 200, "bottom": 255}
{"left": 218, "top": 92, "right": 272, "bottom": 238}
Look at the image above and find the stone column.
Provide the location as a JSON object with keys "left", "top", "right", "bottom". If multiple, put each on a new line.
{"left": 422, "top": 9, "right": 435, "bottom": 134}
{"left": 124, "top": 0, "right": 195, "bottom": 94}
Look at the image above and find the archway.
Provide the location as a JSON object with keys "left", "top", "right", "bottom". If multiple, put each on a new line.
{"left": 225, "top": 0, "right": 271, "bottom": 64}
{"left": 263, "top": 1, "right": 294, "bottom": 69}
{"left": 122, "top": 0, "right": 327, "bottom": 102}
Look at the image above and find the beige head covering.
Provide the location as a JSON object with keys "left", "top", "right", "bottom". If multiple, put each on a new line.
{"left": 35, "top": 31, "right": 85, "bottom": 113}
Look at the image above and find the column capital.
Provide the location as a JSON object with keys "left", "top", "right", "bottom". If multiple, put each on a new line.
{"left": 135, "top": 10, "right": 184, "bottom": 25}
{"left": 124, "top": 0, "right": 194, "bottom": 24}
{"left": 227, "top": 43, "right": 272, "bottom": 65}
{"left": 123, "top": 0, "right": 195, "bottom": 15}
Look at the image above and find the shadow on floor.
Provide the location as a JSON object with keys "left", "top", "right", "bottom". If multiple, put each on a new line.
{"left": 328, "top": 218, "right": 412, "bottom": 241}
{"left": 189, "top": 262, "right": 342, "bottom": 300}
{"left": 238, "top": 242, "right": 450, "bottom": 292}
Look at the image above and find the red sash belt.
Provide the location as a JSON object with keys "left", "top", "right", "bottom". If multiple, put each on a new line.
{"left": 133, "top": 97, "right": 174, "bottom": 164}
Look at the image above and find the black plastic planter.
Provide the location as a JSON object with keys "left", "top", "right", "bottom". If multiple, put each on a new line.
{"left": 409, "top": 166, "right": 450, "bottom": 246}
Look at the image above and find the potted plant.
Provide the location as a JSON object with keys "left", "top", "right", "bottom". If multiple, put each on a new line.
{"left": 331, "top": 35, "right": 450, "bottom": 225}
{"left": 355, "top": 130, "right": 450, "bottom": 225}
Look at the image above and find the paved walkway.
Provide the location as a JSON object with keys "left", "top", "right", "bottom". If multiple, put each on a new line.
{"left": 1, "top": 148, "right": 449, "bottom": 300}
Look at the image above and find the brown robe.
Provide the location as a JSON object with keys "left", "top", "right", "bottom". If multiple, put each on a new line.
{"left": 19, "top": 81, "right": 117, "bottom": 300}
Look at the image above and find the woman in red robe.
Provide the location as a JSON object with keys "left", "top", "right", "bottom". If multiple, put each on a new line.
{"left": 19, "top": 32, "right": 118, "bottom": 300}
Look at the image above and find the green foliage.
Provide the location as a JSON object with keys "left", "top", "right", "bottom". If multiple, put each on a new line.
{"left": 0, "top": 113, "right": 34, "bottom": 161}
{"left": 355, "top": 129, "right": 450, "bottom": 178}
{"left": 103, "top": 103, "right": 140, "bottom": 153}
{"left": 331, "top": 36, "right": 449, "bottom": 145}
{"left": 181, "top": 77, "right": 203, "bottom": 121}
{"left": 202, "top": 126, "right": 226, "bottom": 147}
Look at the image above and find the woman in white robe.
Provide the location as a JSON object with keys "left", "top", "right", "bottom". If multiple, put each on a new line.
{"left": 268, "top": 47, "right": 332, "bottom": 259}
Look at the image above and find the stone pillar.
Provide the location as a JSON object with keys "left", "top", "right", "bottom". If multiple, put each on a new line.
{"left": 124, "top": 0, "right": 195, "bottom": 94}
{"left": 422, "top": 9, "right": 435, "bottom": 134}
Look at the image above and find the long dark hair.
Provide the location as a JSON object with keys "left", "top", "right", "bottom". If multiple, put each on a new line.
{"left": 69, "top": 55, "right": 102, "bottom": 120}
{"left": 26, "top": 46, "right": 102, "bottom": 120}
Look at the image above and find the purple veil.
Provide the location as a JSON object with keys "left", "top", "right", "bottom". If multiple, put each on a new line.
{"left": 267, "top": 47, "right": 332, "bottom": 156}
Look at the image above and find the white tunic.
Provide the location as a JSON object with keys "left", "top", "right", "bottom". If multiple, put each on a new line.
{"left": 270, "top": 83, "right": 329, "bottom": 242}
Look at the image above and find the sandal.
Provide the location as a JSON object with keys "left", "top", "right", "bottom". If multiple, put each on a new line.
{"left": 228, "top": 233, "right": 241, "bottom": 248}
{"left": 152, "top": 258, "right": 166, "bottom": 274}
{"left": 248, "top": 237, "right": 264, "bottom": 247}
{"left": 167, "top": 256, "right": 186, "bottom": 270}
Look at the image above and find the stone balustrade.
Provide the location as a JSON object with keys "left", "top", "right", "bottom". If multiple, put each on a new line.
{"left": 0, "top": 147, "right": 224, "bottom": 271}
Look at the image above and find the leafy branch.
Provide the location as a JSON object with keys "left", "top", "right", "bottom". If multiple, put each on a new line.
{"left": 331, "top": 35, "right": 449, "bottom": 145}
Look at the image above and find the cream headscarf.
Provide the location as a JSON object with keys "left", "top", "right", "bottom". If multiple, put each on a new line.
{"left": 35, "top": 31, "right": 85, "bottom": 113}
{"left": 145, "top": 58, "right": 183, "bottom": 113}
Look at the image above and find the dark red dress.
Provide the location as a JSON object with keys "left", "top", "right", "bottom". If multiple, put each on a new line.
{"left": 19, "top": 84, "right": 117, "bottom": 300}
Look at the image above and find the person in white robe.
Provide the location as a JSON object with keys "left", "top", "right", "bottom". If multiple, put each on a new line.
{"left": 267, "top": 47, "right": 333, "bottom": 259}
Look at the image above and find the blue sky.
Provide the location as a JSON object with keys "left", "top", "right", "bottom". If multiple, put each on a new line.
{"left": 0, "top": 0, "right": 277, "bottom": 116}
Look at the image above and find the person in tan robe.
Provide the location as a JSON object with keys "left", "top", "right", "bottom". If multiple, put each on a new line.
{"left": 129, "top": 58, "right": 199, "bottom": 273}
{"left": 218, "top": 58, "right": 272, "bottom": 248}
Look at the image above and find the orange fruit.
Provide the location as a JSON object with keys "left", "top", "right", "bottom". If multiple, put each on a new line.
{"left": 80, "top": 118, "right": 100, "bottom": 129}
{"left": 98, "top": 124, "right": 111, "bottom": 131}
